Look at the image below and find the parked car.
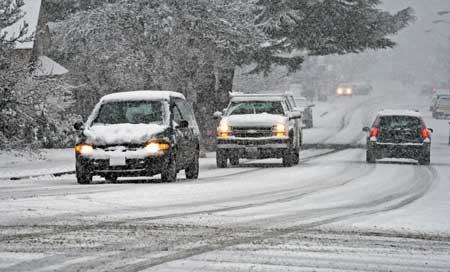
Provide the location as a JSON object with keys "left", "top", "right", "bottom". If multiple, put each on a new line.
{"left": 363, "top": 110, "right": 432, "bottom": 165}
{"left": 432, "top": 95, "right": 450, "bottom": 119}
{"left": 73, "top": 91, "right": 200, "bottom": 184}
{"left": 214, "top": 93, "right": 303, "bottom": 167}
{"left": 294, "top": 96, "right": 315, "bottom": 128}
{"left": 430, "top": 89, "right": 450, "bottom": 112}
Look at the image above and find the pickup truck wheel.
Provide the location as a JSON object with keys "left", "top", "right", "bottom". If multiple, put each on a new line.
{"left": 216, "top": 150, "right": 227, "bottom": 168}
{"left": 292, "top": 149, "right": 300, "bottom": 165}
{"left": 76, "top": 161, "right": 92, "bottom": 185}
{"left": 161, "top": 154, "right": 177, "bottom": 182}
{"left": 185, "top": 152, "right": 199, "bottom": 179}
{"left": 282, "top": 150, "right": 294, "bottom": 167}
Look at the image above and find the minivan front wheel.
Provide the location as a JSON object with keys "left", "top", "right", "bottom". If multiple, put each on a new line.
{"left": 161, "top": 154, "right": 177, "bottom": 182}
{"left": 185, "top": 151, "right": 199, "bottom": 179}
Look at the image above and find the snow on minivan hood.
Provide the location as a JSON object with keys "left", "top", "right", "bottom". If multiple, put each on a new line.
{"left": 84, "top": 124, "right": 168, "bottom": 146}
{"left": 225, "top": 114, "right": 287, "bottom": 127}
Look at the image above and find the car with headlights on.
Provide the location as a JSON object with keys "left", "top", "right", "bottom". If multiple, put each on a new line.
{"left": 73, "top": 91, "right": 200, "bottom": 184}
{"left": 213, "top": 93, "right": 303, "bottom": 168}
{"left": 363, "top": 110, "right": 432, "bottom": 165}
{"left": 335, "top": 83, "right": 354, "bottom": 96}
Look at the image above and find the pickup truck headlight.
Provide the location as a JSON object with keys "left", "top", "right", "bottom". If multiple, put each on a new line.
{"left": 217, "top": 119, "right": 231, "bottom": 137}
{"left": 273, "top": 123, "right": 288, "bottom": 137}
{"left": 144, "top": 141, "right": 170, "bottom": 154}
{"left": 75, "top": 144, "right": 94, "bottom": 155}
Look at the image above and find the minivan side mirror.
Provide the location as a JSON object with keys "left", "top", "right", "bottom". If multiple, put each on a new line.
{"left": 74, "top": 121, "right": 84, "bottom": 131}
{"left": 213, "top": 111, "right": 223, "bottom": 119}
{"left": 362, "top": 127, "right": 370, "bottom": 132}
{"left": 428, "top": 128, "right": 434, "bottom": 133}
{"left": 176, "top": 120, "right": 189, "bottom": 129}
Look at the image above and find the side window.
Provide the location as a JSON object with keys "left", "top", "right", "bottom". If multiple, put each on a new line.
{"left": 172, "top": 103, "right": 184, "bottom": 123}
{"left": 175, "top": 99, "right": 194, "bottom": 123}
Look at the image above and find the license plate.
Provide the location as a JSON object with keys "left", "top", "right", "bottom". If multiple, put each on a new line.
{"left": 109, "top": 156, "right": 126, "bottom": 166}
{"left": 245, "top": 147, "right": 258, "bottom": 154}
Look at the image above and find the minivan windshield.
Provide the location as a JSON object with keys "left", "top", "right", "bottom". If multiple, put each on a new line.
{"left": 93, "top": 101, "right": 165, "bottom": 125}
{"left": 226, "top": 101, "right": 285, "bottom": 116}
{"left": 438, "top": 97, "right": 450, "bottom": 106}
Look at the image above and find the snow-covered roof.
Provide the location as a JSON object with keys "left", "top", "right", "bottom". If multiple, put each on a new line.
{"left": 231, "top": 96, "right": 286, "bottom": 102}
{"left": 2, "top": 0, "right": 42, "bottom": 49}
{"left": 101, "top": 91, "right": 185, "bottom": 103}
{"left": 377, "top": 109, "right": 422, "bottom": 117}
{"left": 32, "top": 56, "right": 68, "bottom": 77}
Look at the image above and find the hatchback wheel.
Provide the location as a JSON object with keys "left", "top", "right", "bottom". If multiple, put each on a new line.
{"left": 366, "top": 149, "right": 376, "bottom": 164}
{"left": 185, "top": 152, "right": 199, "bottom": 179}
{"left": 418, "top": 152, "right": 431, "bottom": 165}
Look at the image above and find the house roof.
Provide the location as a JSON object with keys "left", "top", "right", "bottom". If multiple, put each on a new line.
{"left": 2, "top": 0, "right": 42, "bottom": 49}
{"left": 32, "top": 56, "right": 69, "bottom": 77}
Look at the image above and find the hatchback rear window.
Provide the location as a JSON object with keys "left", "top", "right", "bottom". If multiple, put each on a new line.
{"left": 377, "top": 116, "right": 423, "bottom": 129}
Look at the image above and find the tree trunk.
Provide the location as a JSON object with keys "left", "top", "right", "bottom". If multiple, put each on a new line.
{"left": 195, "top": 66, "right": 234, "bottom": 151}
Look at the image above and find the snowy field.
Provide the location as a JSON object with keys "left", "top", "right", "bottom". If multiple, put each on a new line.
{"left": 1, "top": 81, "right": 450, "bottom": 271}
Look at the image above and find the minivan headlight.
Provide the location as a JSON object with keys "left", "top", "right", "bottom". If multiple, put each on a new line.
{"left": 144, "top": 141, "right": 170, "bottom": 154}
{"left": 75, "top": 144, "right": 94, "bottom": 155}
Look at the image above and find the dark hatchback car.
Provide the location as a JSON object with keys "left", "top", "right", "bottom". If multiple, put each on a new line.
{"left": 74, "top": 91, "right": 200, "bottom": 184}
{"left": 363, "top": 110, "right": 432, "bottom": 165}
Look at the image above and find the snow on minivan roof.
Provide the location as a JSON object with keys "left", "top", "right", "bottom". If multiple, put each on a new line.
{"left": 377, "top": 109, "right": 422, "bottom": 117}
{"left": 101, "top": 91, "right": 185, "bottom": 102}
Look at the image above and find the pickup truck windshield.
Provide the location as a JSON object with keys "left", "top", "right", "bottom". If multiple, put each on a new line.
{"left": 226, "top": 101, "right": 285, "bottom": 116}
{"left": 93, "top": 101, "right": 165, "bottom": 125}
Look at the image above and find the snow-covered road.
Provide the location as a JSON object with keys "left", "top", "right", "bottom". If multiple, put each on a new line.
{"left": 1, "top": 83, "right": 450, "bottom": 271}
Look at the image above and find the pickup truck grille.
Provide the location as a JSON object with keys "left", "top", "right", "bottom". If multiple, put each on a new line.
{"left": 232, "top": 127, "right": 273, "bottom": 138}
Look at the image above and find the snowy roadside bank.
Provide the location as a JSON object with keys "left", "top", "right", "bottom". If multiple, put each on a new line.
{"left": 0, "top": 149, "right": 75, "bottom": 180}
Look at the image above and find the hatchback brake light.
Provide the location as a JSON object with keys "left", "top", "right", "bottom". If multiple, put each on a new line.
{"left": 421, "top": 128, "right": 430, "bottom": 139}
{"left": 370, "top": 127, "right": 379, "bottom": 137}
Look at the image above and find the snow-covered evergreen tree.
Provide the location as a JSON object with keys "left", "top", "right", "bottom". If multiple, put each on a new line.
{"left": 0, "top": 0, "right": 76, "bottom": 150}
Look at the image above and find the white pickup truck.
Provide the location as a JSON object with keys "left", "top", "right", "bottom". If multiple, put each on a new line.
{"left": 214, "top": 93, "right": 303, "bottom": 168}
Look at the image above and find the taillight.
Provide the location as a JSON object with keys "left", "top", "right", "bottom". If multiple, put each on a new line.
{"left": 421, "top": 128, "right": 430, "bottom": 139}
{"left": 370, "top": 128, "right": 379, "bottom": 137}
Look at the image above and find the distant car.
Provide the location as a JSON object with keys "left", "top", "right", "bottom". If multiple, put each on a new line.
{"left": 363, "top": 110, "right": 432, "bottom": 165}
{"left": 73, "top": 91, "right": 200, "bottom": 184}
{"left": 432, "top": 95, "right": 450, "bottom": 119}
{"left": 336, "top": 82, "right": 373, "bottom": 96}
{"left": 294, "top": 97, "right": 315, "bottom": 128}
{"left": 336, "top": 83, "right": 354, "bottom": 96}
{"left": 214, "top": 93, "right": 303, "bottom": 167}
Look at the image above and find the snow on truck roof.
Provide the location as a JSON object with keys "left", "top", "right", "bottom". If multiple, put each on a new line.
{"left": 230, "top": 93, "right": 289, "bottom": 102}
{"left": 101, "top": 91, "right": 185, "bottom": 102}
{"left": 377, "top": 109, "right": 422, "bottom": 117}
